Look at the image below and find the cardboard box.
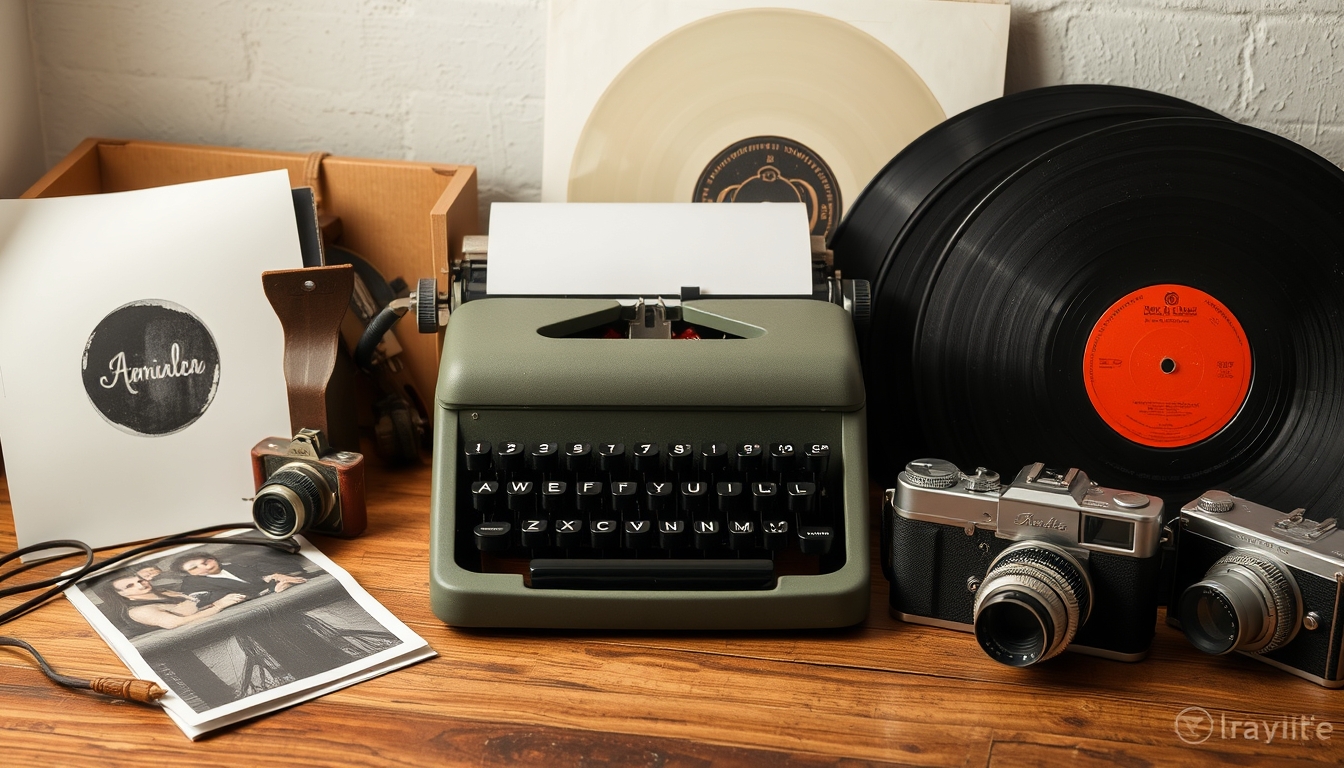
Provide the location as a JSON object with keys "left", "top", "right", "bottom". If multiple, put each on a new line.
{"left": 22, "top": 138, "right": 479, "bottom": 438}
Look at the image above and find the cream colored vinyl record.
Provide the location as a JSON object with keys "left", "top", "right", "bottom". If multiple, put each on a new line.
{"left": 567, "top": 8, "right": 946, "bottom": 237}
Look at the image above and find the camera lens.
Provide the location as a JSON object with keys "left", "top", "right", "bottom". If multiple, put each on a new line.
{"left": 252, "top": 464, "right": 332, "bottom": 539}
{"left": 1176, "top": 585, "right": 1241, "bottom": 654}
{"left": 1176, "top": 551, "right": 1299, "bottom": 654}
{"left": 973, "top": 543, "right": 1092, "bottom": 667}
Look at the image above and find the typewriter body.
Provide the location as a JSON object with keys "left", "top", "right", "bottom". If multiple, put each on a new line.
{"left": 429, "top": 204, "right": 869, "bottom": 629}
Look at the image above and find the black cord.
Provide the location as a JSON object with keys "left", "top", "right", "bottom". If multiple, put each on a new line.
{"left": 0, "top": 636, "right": 89, "bottom": 688}
{"left": 354, "top": 303, "right": 407, "bottom": 371}
{"left": 0, "top": 524, "right": 301, "bottom": 702}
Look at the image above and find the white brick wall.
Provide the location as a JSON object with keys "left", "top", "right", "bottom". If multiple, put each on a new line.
{"left": 18, "top": 0, "right": 1344, "bottom": 218}
{"left": 1007, "top": 0, "right": 1344, "bottom": 165}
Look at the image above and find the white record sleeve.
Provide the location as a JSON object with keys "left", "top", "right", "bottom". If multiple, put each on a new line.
{"left": 0, "top": 171, "right": 299, "bottom": 554}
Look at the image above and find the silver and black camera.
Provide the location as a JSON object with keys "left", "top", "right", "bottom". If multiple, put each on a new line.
{"left": 1169, "top": 491, "right": 1344, "bottom": 687}
{"left": 883, "top": 459, "right": 1164, "bottom": 666}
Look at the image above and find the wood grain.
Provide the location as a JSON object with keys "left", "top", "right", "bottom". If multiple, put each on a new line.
{"left": 1, "top": 460, "right": 1340, "bottom": 766}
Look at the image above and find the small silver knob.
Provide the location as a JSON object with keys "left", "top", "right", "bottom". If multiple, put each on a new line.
{"left": 1197, "top": 490, "right": 1235, "bottom": 514}
{"left": 1304, "top": 612, "right": 1321, "bottom": 631}
{"left": 1113, "top": 492, "right": 1150, "bottom": 509}
{"left": 902, "top": 459, "right": 961, "bottom": 489}
{"left": 963, "top": 467, "right": 1000, "bottom": 493}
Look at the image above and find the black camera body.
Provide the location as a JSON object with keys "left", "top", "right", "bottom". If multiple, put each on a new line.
{"left": 883, "top": 459, "right": 1164, "bottom": 666}
{"left": 1169, "top": 491, "right": 1344, "bottom": 687}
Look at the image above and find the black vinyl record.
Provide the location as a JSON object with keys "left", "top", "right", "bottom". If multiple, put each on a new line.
{"left": 832, "top": 85, "right": 1344, "bottom": 517}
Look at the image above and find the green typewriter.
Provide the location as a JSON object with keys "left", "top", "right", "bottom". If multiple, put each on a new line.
{"left": 428, "top": 204, "right": 870, "bottom": 629}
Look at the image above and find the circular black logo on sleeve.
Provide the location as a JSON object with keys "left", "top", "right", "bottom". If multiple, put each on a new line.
{"left": 81, "top": 300, "right": 221, "bottom": 436}
{"left": 695, "top": 136, "right": 842, "bottom": 238}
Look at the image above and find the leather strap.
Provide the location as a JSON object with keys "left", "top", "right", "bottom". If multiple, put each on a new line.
{"left": 303, "top": 151, "right": 331, "bottom": 214}
{"left": 262, "top": 265, "right": 353, "bottom": 437}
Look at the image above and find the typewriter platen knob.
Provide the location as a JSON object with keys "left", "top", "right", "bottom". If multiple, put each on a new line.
{"left": 415, "top": 277, "right": 440, "bottom": 334}
{"left": 1197, "top": 490, "right": 1235, "bottom": 514}
{"left": 903, "top": 459, "right": 961, "bottom": 489}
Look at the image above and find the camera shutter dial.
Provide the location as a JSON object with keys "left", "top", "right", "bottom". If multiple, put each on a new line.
{"left": 902, "top": 459, "right": 961, "bottom": 489}
{"left": 962, "top": 467, "right": 1001, "bottom": 493}
{"left": 1197, "top": 490, "right": 1235, "bottom": 514}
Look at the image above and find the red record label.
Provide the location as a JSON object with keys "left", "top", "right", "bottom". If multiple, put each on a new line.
{"left": 1083, "top": 284, "right": 1251, "bottom": 448}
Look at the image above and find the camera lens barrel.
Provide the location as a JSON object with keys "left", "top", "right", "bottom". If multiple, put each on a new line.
{"left": 252, "top": 463, "right": 333, "bottom": 539}
{"left": 973, "top": 543, "right": 1092, "bottom": 667}
{"left": 1176, "top": 551, "right": 1300, "bottom": 655}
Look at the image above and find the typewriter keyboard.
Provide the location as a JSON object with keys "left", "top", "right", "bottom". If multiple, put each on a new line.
{"left": 456, "top": 439, "right": 844, "bottom": 589}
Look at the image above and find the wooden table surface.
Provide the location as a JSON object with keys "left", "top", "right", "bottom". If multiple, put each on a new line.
{"left": 2, "top": 460, "right": 1341, "bottom": 767}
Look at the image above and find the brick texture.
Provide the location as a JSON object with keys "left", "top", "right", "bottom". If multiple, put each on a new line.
{"left": 22, "top": 0, "right": 1344, "bottom": 221}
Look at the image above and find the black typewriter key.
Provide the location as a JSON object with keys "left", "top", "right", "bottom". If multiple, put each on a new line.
{"left": 623, "top": 519, "right": 655, "bottom": 549}
{"left": 645, "top": 481, "right": 674, "bottom": 514}
{"left": 519, "top": 518, "right": 549, "bottom": 548}
{"left": 596, "top": 442, "right": 626, "bottom": 472}
{"left": 752, "top": 481, "right": 779, "bottom": 513}
{"left": 734, "top": 443, "right": 763, "bottom": 473}
{"left": 693, "top": 519, "right": 724, "bottom": 550}
{"left": 802, "top": 443, "right": 830, "bottom": 474}
{"left": 553, "top": 518, "right": 585, "bottom": 548}
{"left": 528, "top": 442, "right": 559, "bottom": 472}
{"left": 473, "top": 521, "right": 511, "bottom": 552}
{"left": 632, "top": 443, "right": 660, "bottom": 472}
{"left": 575, "top": 480, "right": 605, "bottom": 512}
{"left": 610, "top": 481, "right": 639, "bottom": 513}
{"left": 470, "top": 480, "right": 500, "bottom": 513}
{"left": 769, "top": 443, "right": 797, "bottom": 473}
{"left": 495, "top": 442, "right": 525, "bottom": 472}
{"left": 667, "top": 443, "right": 694, "bottom": 472}
{"left": 679, "top": 481, "right": 708, "bottom": 513}
{"left": 797, "top": 525, "right": 834, "bottom": 554}
{"left": 506, "top": 480, "right": 536, "bottom": 515}
{"left": 716, "top": 481, "right": 745, "bottom": 513}
{"left": 727, "top": 518, "right": 756, "bottom": 550}
{"left": 699, "top": 443, "right": 728, "bottom": 473}
{"left": 658, "top": 519, "right": 689, "bottom": 549}
{"left": 786, "top": 482, "right": 816, "bottom": 513}
{"left": 589, "top": 519, "right": 619, "bottom": 548}
{"left": 563, "top": 442, "right": 592, "bottom": 472}
{"left": 540, "top": 480, "right": 568, "bottom": 513}
{"left": 464, "top": 441, "right": 492, "bottom": 471}
{"left": 761, "top": 518, "right": 790, "bottom": 550}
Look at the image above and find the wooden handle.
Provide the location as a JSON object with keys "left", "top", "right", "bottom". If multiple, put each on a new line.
{"left": 89, "top": 678, "right": 167, "bottom": 704}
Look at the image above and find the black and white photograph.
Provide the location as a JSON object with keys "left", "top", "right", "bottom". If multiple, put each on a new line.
{"left": 65, "top": 530, "right": 433, "bottom": 738}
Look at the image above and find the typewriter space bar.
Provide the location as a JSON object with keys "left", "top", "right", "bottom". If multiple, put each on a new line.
{"left": 528, "top": 559, "right": 776, "bottom": 590}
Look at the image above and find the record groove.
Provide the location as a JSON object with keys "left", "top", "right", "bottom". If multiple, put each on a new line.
{"left": 834, "top": 85, "right": 1344, "bottom": 518}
